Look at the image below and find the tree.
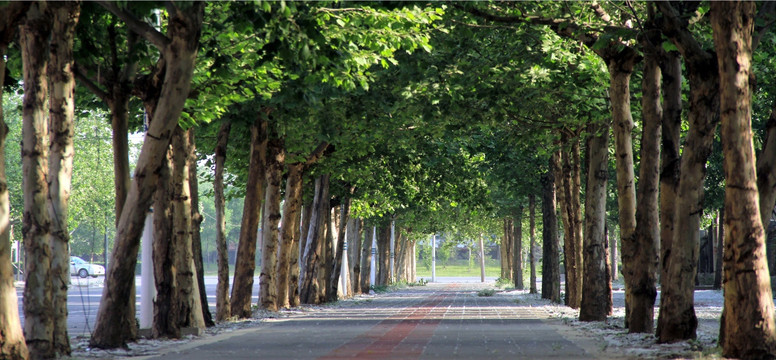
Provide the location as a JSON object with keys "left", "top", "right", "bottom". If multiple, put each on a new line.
{"left": 0, "top": 3, "right": 31, "bottom": 359}
{"left": 20, "top": 3, "right": 55, "bottom": 357}
{"left": 712, "top": 2, "right": 776, "bottom": 357}
{"left": 91, "top": 2, "right": 204, "bottom": 348}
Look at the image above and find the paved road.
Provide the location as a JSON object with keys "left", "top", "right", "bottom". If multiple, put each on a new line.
{"left": 16, "top": 275, "right": 261, "bottom": 338}
{"left": 144, "top": 282, "right": 609, "bottom": 360}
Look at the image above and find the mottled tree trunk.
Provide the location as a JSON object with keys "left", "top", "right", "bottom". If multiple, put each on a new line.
{"left": 152, "top": 144, "right": 178, "bottom": 338}
{"left": 714, "top": 209, "right": 724, "bottom": 290}
{"left": 541, "top": 154, "right": 560, "bottom": 303}
{"left": 712, "top": 3, "right": 776, "bottom": 356}
{"left": 656, "top": 2, "right": 720, "bottom": 342}
{"left": 319, "top": 206, "right": 333, "bottom": 302}
{"left": 21, "top": 5, "right": 55, "bottom": 356}
{"left": 259, "top": 137, "right": 284, "bottom": 310}
{"left": 47, "top": 2, "right": 79, "bottom": 355}
{"left": 329, "top": 200, "right": 351, "bottom": 301}
{"left": 91, "top": 3, "right": 203, "bottom": 348}
{"left": 276, "top": 163, "right": 303, "bottom": 309}
{"left": 580, "top": 125, "right": 611, "bottom": 321}
{"left": 757, "top": 98, "right": 776, "bottom": 227}
{"left": 213, "top": 121, "right": 230, "bottom": 321}
{"left": 529, "top": 194, "right": 537, "bottom": 294}
{"left": 360, "top": 224, "right": 373, "bottom": 293}
{"left": 187, "top": 129, "right": 213, "bottom": 327}
{"left": 608, "top": 50, "right": 642, "bottom": 332}
{"left": 300, "top": 175, "right": 330, "bottom": 304}
{"left": 376, "top": 226, "right": 391, "bottom": 286}
{"left": 559, "top": 136, "right": 582, "bottom": 308}
{"left": 500, "top": 219, "right": 508, "bottom": 279}
{"left": 627, "top": 34, "right": 661, "bottom": 333}
{"left": 171, "top": 127, "right": 204, "bottom": 330}
{"left": 0, "top": 4, "right": 31, "bottom": 358}
{"left": 351, "top": 219, "right": 363, "bottom": 294}
{"left": 512, "top": 207, "right": 523, "bottom": 290}
{"left": 659, "top": 51, "right": 682, "bottom": 287}
{"left": 230, "top": 118, "right": 267, "bottom": 318}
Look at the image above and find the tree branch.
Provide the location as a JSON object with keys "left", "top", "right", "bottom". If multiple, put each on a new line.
{"left": 590, "top": 1, "right": 613, "bottom": 25}
{"left": 655, "top": 2, "right": 712, "bottom": 64}
{"left": 74, "top": 62, "right": 109, "bottom": 103}
{"left": 97, "top": 1, "right": 170, "bottom": 50}
{"left": 304, "top": 142, "right": 330, "bottom": 167}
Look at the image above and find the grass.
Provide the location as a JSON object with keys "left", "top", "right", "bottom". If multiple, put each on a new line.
{"left": 415, "top": 259, "right": 501, "bottom": 278}
{"left": 477, "top": 289, "right": 496, "bottom": 297}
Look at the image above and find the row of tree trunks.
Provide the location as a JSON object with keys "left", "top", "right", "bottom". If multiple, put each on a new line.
{"left": 47, "top": 2, "right": 80, "bottom": 356}
{"left": 579, "top": 124, "right": 611, "bottom": 321}
{"left": 0, "top": 3, "right": 31, "bottom": 359}
{"left": 91, "top": 2, "right": 204, "bottom": 348}
{"left": 541, "top": 153, "right": 560, "bottom": 303}
{"left": 558, "top": 135, "right": 583, "bottom": 308}
{"left": 511, "top": 208, "right": 523, "bottom": 289}
{"left": 213, "top": 121, "right": 231, "bottom": 321}
{"left": 711, "top": 3, "right": 776, "bottom": 357}
{"left": 230, "top": 117, "right": 267, "bottom": 318}
{"left": 528, "top": 194, "right": 537, "bottom": 294}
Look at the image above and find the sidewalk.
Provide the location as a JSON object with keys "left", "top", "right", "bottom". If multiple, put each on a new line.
{"left": 120, "top": 282, "right": 618, "bottom": 360}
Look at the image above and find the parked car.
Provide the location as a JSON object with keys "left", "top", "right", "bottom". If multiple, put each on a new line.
{"left": 70, "top": 256, "right": 105, "bottom": 278}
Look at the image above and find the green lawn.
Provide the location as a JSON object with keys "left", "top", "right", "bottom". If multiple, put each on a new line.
{"left": 415, "top": 259, "right": 501, "bottom": 278}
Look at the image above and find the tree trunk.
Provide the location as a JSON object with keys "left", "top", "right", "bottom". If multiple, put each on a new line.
{"left": 608, "top": 50, "right": 642, "bottom": 332}
{"left": 559, "top": 136, "right": 582, "bottom": 308}
{"left": 276, "top": 163, "right": 303, "bottom": 309}
{"left": 259, "top": 137, "right": 284, "bottom": 311}
{"left": 529, "top": 194, "right": 537, "bottom": 294}
{"left": 187, "top": 129, "right": 213, "bottom": 327}
{"left": 757, "top": 97, "right": 776, "bottom": 227}
{"left": 541, "top": 154, "right": 560, "bottom": 303}
{"left": 293, "top": 199, "right": 312, "bottom": 307}
{"left": 512, "top": 207, "right": 524, "bottom": 290}
{"left": 328, "top": 200, "right": 351, "bottom": 301}
{"left": 230, "top": 117, "right": 267, "bottom": 318}
{"left": 0, "top": 4, "right": 31, "bottom": 358}
{"left": 300, "top": 175, "right": 330, "bottom": 304}
{"left": 91, "top": 3, "right": 203, "bottom": 348}
{"left": 712, "top": 3, "right": 776, "bottom": 356}
{"left": 152, "top": 143, "right": 178, "bottom": 338}
{"left": 714, "top": 209, "right": 724, "bottom": 290}
{"left": 610, "top": 227, "right": 618, "bottom": 281}
{"left": 626, "top": 35, "right": 661, "bottom": 333}
{"left": 287, "top": 200, "right": 303, "bottom": 307}
{"left": 351, "top": 219, "right": 363, "bottom": 293}
{"left": 659, "top": 51, "right": 682, "bottom": 287}
{"left": 500, "top": 219, "right": 508, "bottom": 279}
{"left": 360, "top": 223, "right": 373, "bottom": 293}
{"left": 656, "top": 2, "right": 720, "bottom": 343}
{"left": 479, "top": 235, "right": 486, "bottom": 283}
{"left": 171, "top": 127, "right": 204, "bottom": 330}
{"left": 580, "top": 124, "right": 611, "bottom": 321}
{"left": 47, "top": 2, "right": 79, "bottom": 355}
{"left": 213, "top": 121, "right": 230, "bottom": 321}
{"left": 319, "top": 206, "right": 333, "bottom": 302}
{"left": 376, "top": 226, "right": 391, "bottom": 286}
{"left": 21, "top": 5, "right": 55, "bottom": 356}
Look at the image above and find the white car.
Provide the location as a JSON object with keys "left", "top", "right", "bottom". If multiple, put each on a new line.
{"left": 70, "top": 256, "right": 105, "bottom": 278}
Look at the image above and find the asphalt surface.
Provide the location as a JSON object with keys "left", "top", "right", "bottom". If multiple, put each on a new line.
{"left": 141, "top": 282, "right": 607, "bottom": 360}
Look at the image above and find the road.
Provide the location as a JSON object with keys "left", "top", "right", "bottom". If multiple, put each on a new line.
{"left": 15, "top": 275, "right": 261, "bottom": 338}
{"left": 144, "top": 282, "right": 610, "bottom": 359}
